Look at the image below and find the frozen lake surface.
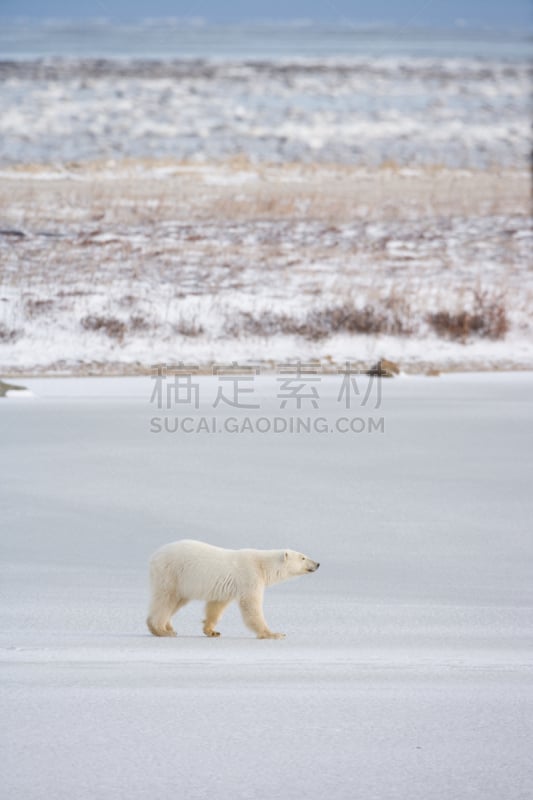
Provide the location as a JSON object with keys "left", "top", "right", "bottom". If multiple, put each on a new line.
{"left": 1, "top": 374, "right": 533, "bottom": 799}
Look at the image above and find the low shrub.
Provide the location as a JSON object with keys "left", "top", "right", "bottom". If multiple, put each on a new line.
{"left": 225, "top": 298, "right": 414, "bottom": 341}
{"left": 427, "top": 291, "right": 508, "bottom": 341}
{"left": 80, "top": 315, "right": 126, "bottom": 340}
{"left": 129, "top": 314, "right": 151, "bottom": 332}
{"left": 0, "top": 323, "right": 22, "bottom": 342}
{"left": 172, "top": 317, "right": 205, "bottom": 337}
{"left": 25, "top": 298, "right": 54, "bottom": 318}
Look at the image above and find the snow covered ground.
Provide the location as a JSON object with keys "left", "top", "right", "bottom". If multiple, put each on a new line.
{"left": 1, "top": 37, "right": 531, "bottom": 375}
{"left": 1, "top": 163, "right": 531, "bottom": 374}
{"left": 0, "top": 56, "right": 530, "bottom": 168}
{"left": 2, "top": 374, "right": 532, "bottom": 799}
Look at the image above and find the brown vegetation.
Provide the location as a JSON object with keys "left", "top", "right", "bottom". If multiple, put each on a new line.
{"left": 0, "top": 323, "right": 22, "bottom": 342}
{"left": 172, "top": 317, "right": 205, "bottom": 337}
{"left": 25, "top": 298, "right": 55, "bottom": 318}
{"left": 225, "top": 297, "right": 414, "bottom": 340}
{"left": 427, "top": 291, "right": 508, "bottom": 341}
{"left": 80, "top": 315, "right": 127, "bottom": 341}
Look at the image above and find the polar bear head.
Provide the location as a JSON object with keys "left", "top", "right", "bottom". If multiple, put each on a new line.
{"left": 283, "top": 550, "right": 320, "bottom": 577}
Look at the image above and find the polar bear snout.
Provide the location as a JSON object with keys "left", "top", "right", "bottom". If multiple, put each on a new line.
{"left": 307, "top": 561, "right": 320, "bottom": 572}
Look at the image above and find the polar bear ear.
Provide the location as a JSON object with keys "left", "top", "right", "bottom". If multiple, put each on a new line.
{"left": 283, "top": 551, "right": 289, "bottom": 561}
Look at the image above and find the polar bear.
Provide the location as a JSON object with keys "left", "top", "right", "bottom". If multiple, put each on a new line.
{"left": 146, "top": 539, "right": 320, "bottom": 639}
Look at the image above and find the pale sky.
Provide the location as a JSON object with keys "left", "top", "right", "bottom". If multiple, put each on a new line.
{"left": 0, "top": 0, "right": 531, "bottom": 28}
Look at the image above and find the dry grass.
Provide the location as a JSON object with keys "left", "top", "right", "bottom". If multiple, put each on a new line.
{"left": 225, "top": 297, "right": 415, "bottom": 340}
{"left": 30, "top": 292, "right": 513, "bottom": 346}
{"left": 80, "top": 315, "right": 127, "bottom": 341}
{"left": 224, "top": 311, "right": 299, "bottom": 338}
{"left": 172, "top": 317, "right": 205, "bottom": 337}
{"left": 80, "top": 313, "right": 161, "bottom": 339}
{"left": 0, "top": 161, "right": 528, "bottom": 229}
{"left": 0, "top": 162, "right": 528, "bottom": 376}
{"left": 129, "top": 314, "right": 151, "bottom": 332}
{"left": 427, "top": 290, "right": 508, "bottom": 341}
{"left": 0, "top": 323, "right": 22, "bottom": 342}
{"left": 25, "top": 298, "right": 55, "bottom": 318}
{"left": 301, "top": 301, "right": 411, "bottom": 340}
{"left": 222, "top": 291, "right": 510, "bottom": 343}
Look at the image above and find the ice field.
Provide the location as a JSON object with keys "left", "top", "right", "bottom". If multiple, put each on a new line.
{"left": 1, "top": 373, "right": 533, "bottom": 799}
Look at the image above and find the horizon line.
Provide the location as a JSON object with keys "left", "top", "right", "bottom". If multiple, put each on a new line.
{"left": 0, "top": 16, "right": 531, "bottom": 34}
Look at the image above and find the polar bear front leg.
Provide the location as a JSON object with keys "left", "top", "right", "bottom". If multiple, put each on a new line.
{"left": 203, "top": 600, "right": 230, "bottom": 637}
{"left": 239, "top": 592, "right": 286, "bottom": 640}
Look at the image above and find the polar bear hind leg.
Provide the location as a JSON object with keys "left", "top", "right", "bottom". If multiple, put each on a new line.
{"left": 147, "top": 591, "right": 188, "bottom": 637}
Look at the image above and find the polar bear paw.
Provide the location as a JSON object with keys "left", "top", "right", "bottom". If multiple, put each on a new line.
{"left": 258, "top": 631, "right": 286, "bottom": 640}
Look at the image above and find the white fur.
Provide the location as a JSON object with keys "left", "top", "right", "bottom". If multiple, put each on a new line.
{"left": 146, "top": 539, "right": 319, "bottom": 639}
